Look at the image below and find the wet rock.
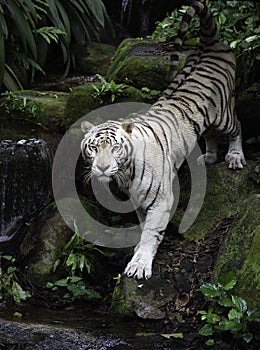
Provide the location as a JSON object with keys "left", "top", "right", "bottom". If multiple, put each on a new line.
{"left": 20, "top": 197, "right": 106, "bottom": 288}
{"left": 106, "top": 38, "right": 192, "bottom": 90}
{"left": 112, "top": 272, "right": 177, "bottom": 319}
{"left": 214, "top": 194, "right": 260, "bottom": 308}
{"left": 0, "top": 319, "right": 126, "bottom": 350}
{"left": 63, "top": 83, "right": 144, "bottom": 127}
{"left": 20, "top": 201, "right": 74, "bottom": 287}
{"left": 74, "top": 42, "right": 116, "bottom": 76}
{"left": 0, "top": 138, "right": 52, "bottom": 237}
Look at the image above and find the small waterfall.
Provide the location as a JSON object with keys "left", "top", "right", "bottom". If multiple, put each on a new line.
{"left": 120, "top": 0, "right": 153, "bottom": 36}
{"left": 120, "top": 0, "right": 133, "bottom": 27}
{"left": 0, "top": 138, "right": 52, "bottom": 237}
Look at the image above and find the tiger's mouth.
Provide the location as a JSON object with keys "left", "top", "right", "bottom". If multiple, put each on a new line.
{"left": 96, "top": 174, "right": 112, "bottom": 183}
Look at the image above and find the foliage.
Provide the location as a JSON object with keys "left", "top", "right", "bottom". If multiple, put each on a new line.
{"left": 92, "top": 74, "right": 128, "bottom": 104}
{"left": 246, "top": 137, "right": 260, "bottom": 184}
{"left": 47, "top": 223, "right": 113, "bottom": 301}
{"left": 141, "top": 86, "right": 161, "bottom": 102}
{"left": 0, "top": 91, "right": 41, "bottom": 121}
{"left": 198, "top": 273, "right": 260, "bottom": 347}
{"left": 0, "top": 0, "right": 110, "bottom": 90}
{"left": 0, "top": 254, "right": 31, "bottom": 303}
{"left": 152, "top": 1, "right": 259, "bottom": 90}
{"left": 249, "top": 164, "right": 260, "bottom": 184}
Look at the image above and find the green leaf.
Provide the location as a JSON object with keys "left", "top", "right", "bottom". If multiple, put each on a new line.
{"left": 85, "top": 288, "right": 101, "bottom": 299}
{"left": 199, "top": 324, "right": 213, "bottom": 336}
{"left": 218, "top": 272, "right": 237, "bottom": 290}
{"left": 79, "top": 254, "right": 85, "bottom": 272}
{"left": 218, "top": 320, "right": 242, "bottom": 332}
{"left": 86, "top": 0, "right": 105, "bottom": 27}
{"left": 70, "top": 276, "right": 82, "bottom": 283}
{"left": 6, "top": 0, "right": 37, "bottom": 59}
{"left": 247, "top": 309, "right": 260, "bottom": 323}
{"left": 228, "top": 308, "right": 243, "bottom": 321}
{"left": 11, "top": 281, "right": 30, "bottom": 303}
{"left": 54, "top": 278, "right": 68, "bottom": 287}
{"left": 199, "top": 283, "right": 222, "bottom": 298}
{"left": 3, "top": 64, "right": 23, "bottom": 91}
{"left": 243, "top": 332, "right": 253, "bottom": 343}
{"left": 231, "top": 295, "right": 247, "bottom": 313}
{"left": 161, "top": 333, "right": 183, "bottom": 339}
{"left": 218, "top": 296, "right": 234, "bottom": 308}
{"left": 205, "top": 339, "right": 215, "bottom": 346}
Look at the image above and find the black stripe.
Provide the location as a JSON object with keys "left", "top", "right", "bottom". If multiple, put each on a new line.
{"left": 145, "top": 181, "right": 161, "bottom": 213}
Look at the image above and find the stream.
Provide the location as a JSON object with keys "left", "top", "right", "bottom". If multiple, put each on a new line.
{"left": 0, "top": 302, "right": 175, "bottom": 350}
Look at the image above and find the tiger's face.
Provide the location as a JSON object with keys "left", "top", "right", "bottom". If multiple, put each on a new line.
{"left": 80, "top": 120, "right": 134, "bottom": 183}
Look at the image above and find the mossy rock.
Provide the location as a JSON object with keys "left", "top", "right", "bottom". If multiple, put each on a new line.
{"left": 74, "top": 42, "right": 116, "bottom": 76}
{"left": 1, "top": 91, "right": 69, "bottom": 128}
{"left": 106, "top": 38, "right": 191, "bottom": 90}
{"left": 63, "top": 83, "right": 144, "bottom": 127}
{"left": 174, "top": 161, "right": 258, "bottom": 241}
{"left": 112, "top": 273, "right": 178, "bottom": 319}
{"left": 21, "top": 197, "right": 103, "bottom": 288}
{"left": 214, "top": 195, "right": 260, "bottom": 308}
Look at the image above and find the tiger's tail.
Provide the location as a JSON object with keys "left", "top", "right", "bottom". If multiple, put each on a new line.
{"left": 168, "top": 0, "right": 218, "bottom": 81}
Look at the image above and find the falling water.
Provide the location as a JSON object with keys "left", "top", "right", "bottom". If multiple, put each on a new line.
{"left": 120, "top": 0, "right": 133, "bottom": 27}
{"left": 120, "top": 0, "right": 152, "bottom": 36}
{"left": 0, "top": 138, "right": 52, "bottom": 237}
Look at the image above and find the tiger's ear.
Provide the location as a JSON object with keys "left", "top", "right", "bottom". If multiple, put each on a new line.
{"left": 81, "top": 121, "right": 94, "bottom": 133}
{"left": 121, "top": 120, "right": 134, "bottom": 135}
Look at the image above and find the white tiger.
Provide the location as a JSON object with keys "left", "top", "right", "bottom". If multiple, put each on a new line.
{"left": 80, "top": 0, "right": 246, "bottom": 279}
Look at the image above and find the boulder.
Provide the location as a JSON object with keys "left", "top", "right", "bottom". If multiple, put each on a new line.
{"left": 214, "top": 194, "right": 260, "bottom": 308}
{"left": 0, "top": 90, "right": 69, "bottom": 129}
{"left": 177, "top": 161, "right": 258, "bottom": 241}
{"left": 106, "top": 38, "right": 192, "bottom": 90}
{"left": 20, "top": 197, "right": 108, "bottom": 288}
{"left": 20, "top": 201, "right": 73, "bottom": 287}
{"left": 63, "top": 83, "right": 144, "bottom": 127}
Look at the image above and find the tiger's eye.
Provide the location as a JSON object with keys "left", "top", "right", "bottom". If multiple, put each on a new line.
{"left": 89, "top": 144, "right": 98, "bottom": 153}
{"left": 112, "top": 144, "right": 121, "bottom": 152}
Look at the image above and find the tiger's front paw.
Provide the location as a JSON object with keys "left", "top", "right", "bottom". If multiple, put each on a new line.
{"left": 197, "top": 152, "right": 218, "bottom": 166}
{"left": 124, "top": 252, "right": 153, "bottom": 280}
{"left": 225, "top": 151, "right": 246, "bottom": 169}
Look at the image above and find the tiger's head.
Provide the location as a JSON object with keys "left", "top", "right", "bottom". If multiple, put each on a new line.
{"left": 80, "top": 120, "right": 134, "bottom": 184}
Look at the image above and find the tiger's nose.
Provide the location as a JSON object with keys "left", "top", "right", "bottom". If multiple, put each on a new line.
{"left": 97, "top": 164, "right": 110, "bottom": 173}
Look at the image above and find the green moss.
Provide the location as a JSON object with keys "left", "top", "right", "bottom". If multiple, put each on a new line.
{"left": 1, "top": 90, "right": 68, "bottom": 128}
{"left": 111, "top": 282, "right": 134, "bottom": 316}
{"left": 110, "top": 55, "right": 169, "bottom": 90}
{"left": 106, "top": 38, "right": 192, "bottom": 91}
{"left": 214, "top": 195, "right": 260, "bottom": 308}
{"left": 174, "top": 162, "right": 257, "bottom": 241}
{"left": 63, "top": 84, "right": 100, "bottom": 126}
{"left": 238, "top": 226, "right": 260, "bottom": 307}
{"left": 63, "top": 83, "right": 144, "bottom": 127}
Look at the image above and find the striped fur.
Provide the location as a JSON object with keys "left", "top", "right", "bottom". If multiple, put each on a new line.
{"left": 81, "top": 1, "right": 246, "bottom": 279}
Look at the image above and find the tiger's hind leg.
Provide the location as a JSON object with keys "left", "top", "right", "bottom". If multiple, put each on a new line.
{"left": 198, "top": 128, "right": 218, "bottom": 165}
{"left": 225, "top": 121, "right": 246, "bottom": 169}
